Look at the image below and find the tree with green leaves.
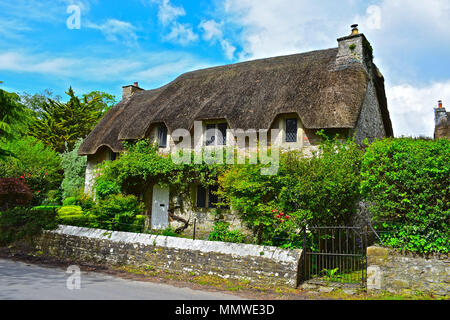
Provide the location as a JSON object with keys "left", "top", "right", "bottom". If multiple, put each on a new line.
{"left": 0, "top": 136, "right": 63, "bottom": 205}
{"left": 60, "top": 139, "right": 87, "bottom": 199}
{"left": 0, "top": 85, "right": 30, "bottom": 158}
{"left": 20, "top": 89, "right": 61, "bottom": 119}
{"left": 29, "top": 87, "right": 116, "bottom": 153}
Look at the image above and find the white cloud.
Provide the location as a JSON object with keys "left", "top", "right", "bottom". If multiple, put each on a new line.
{"left": 386, "top": 81, "right": 450, "bottom": 138}
{"left": 163, "top": 22, "right": 198, "bottom": 45}
{"left": 220, "top": 39, "right": 236, "bottom": 60}
{"left": 0, "top": 50, "right": 211, "bottom": 88}
{"left": 0, "top": 52, "right": 77, "bottom": 75}
{"left": 199, "top": 19, "right": 236, "bottom": 60}
{"left": 86, "top": 19, "right": 138, "bottom": 46}
{"left": 222, "top": 0, "right": 354, "bottom": 60}
{"left": 199, "top": 19, "right": 223, "bottom": 41}
{"left": 154, "top": 0, "right": 185, "bottom": 26}
{"left": 152, "top": 0, "right": 198, "bottom": 46}
{"left": 359, "top": 5, "right": 382, "bottom": 30}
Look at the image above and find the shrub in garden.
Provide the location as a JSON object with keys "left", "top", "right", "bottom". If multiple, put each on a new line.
{"left": 0, "top": 177, "right": 33, "bottom": 210}
{"left": 218, "top": 136, "right": 363, "bottom": 245}
{"left": 56, "top": 205, "right": 90, "bottom": 227}
{"left": 32, "top": 205, "right": 60, "bottom": 212}
{"left": 277, "top": 136, "right": 363, "bottom": 226}
{"left": 58, "top": 214, "right": 90, "bottom": 228}
{"left": 74, "top": 193, "right": 95, "bottom": 211}
{"left": 58, "top": 205, "right": 83, "bottom": 216}
{"left": 43, "top": 189, "right": 63, "bottom": 206}
{"left": 208, "top": 221, "right": 246, "bottom": 244}
{"left": 94, "top": 178, "right": 121, "bottom": 200}
{"left": 62, "top": 197, "right": 77, "bottom": 206}
{"left": 60, "top": 139, "right": 87, "bottom": 199}
{"left": 88, "top": 194, "right": 144, "bottom": 231}
{"left": 0, "top": 207, "right": 58, "bottom": 246}
{"left": 361, "top": 138, "right": 449, "bottom": 254}
{"left": 0, "top": 136, "right": 63, "bottom": 205}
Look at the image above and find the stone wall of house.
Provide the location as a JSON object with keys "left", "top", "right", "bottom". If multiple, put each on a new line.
{"left": 30, "top": 225, "right": 302, "bottom": 287}
{"left": 353, "top": 80, "right": 386, "bottom": 144}
{"left": 171, "top": 206, "right": 248, "bottom": 240}
{"left": 84, "top": 148, "right": 109, "bottom": 196}
{"left": 367, "top": 246, "right": 449, "bottom": 297}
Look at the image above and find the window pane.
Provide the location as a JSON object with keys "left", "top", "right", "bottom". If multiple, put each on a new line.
{"left": 205, "top": 124, "right": 216, "bottom": 146}
{"left": 217, "top": 123, "right": 227, "bottom": 146}
{"left": 158, "top": 125, "right": 167, "bottom": 148}
{"left": 208, "top": 186, "right": 218, "bottom": 208}
{"left": 196, "top": 185, "right": 206, "bottom": 208}
{"left": 285, "top": 118, "right": 298, "bottom": 142}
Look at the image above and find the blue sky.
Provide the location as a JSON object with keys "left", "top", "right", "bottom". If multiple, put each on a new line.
{"left": 1, "top": 0, "right": 449, "bottom": 137}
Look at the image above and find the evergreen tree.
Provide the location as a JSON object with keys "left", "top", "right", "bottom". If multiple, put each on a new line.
{"left": 29, "top": 87, "right": 115, "bottom": 153}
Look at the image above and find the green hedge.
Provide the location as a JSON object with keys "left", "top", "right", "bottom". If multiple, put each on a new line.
{"left": 361, "top": 138, "right": 449, "bottom": 254}
{"left": 0, "top": 207, "right": 58, "bottom": 245}
{"left": 58, "top": 214, "right": 91, "bottom": 227}
{"left": 58, "top": 205, "right": 83, "bottom": 216}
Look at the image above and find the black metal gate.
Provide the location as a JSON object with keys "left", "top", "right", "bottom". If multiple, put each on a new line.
{"left": 302, "top": 226, "right": 367, "bottom": 287}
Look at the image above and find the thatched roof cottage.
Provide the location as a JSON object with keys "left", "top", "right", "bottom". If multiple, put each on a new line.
{"left": 79, "top": 26, "right": 393, "bottom": 232}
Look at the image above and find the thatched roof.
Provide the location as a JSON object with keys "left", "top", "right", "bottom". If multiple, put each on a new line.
{"left": 79, "top": 48, "right": 388, "bottom": 155}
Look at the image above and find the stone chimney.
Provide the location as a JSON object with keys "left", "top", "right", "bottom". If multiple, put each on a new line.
{"left": 335, "top": 24, "right": 374, "bottom": 72}
{"left": 122, "top": 82, "right": 144, "bottom": 100}
{"left": 435, "top": 100, "right": 447, "bottom": 125}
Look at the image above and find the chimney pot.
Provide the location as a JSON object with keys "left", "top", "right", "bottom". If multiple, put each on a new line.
{"left": 134, "top": 82, "right": 139, "bottom": 87}
{"left": 351, "top": 24, "right": 359, "bottom": 35}
{"left": 438, "top": 100, "right": 443, "bottom": 109}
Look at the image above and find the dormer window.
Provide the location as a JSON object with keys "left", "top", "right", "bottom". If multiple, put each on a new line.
{"left": 285, "top": 118, "right": 298, "bottom": 142}
{"left": 157, "top": 125, "right": 168, "bottom": 148}
{"left": 205, "top": 123, "right": 227, "bottom": 146}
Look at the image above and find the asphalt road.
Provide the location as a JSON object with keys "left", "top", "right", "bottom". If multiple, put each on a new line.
{"left": 0, "top": 258, "right": 243, "bottom": 300}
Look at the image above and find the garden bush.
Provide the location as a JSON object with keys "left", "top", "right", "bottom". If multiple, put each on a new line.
{"left": 62, "top": 197, "right": 77, "bottom": 206}
{"left": 361, "top": 138, "right": 449, "bottom": 254}
{"left": 95, "top": 178, "right": 121, "bottom": 200}
{"left": 58, "top": 205, "right": 83, "bottom": 216}
{"left": 218, "top": 135, "right": 362, "bottom": 245}
{"left": 58, "top": 214, "right": 91, "bottom": 228}
{"left": 88, "top": 194, "right": 144, "bottom": 231}
{"left": 208, "top": 221, "right": 246, "bottom": 244}
{"left": 60, "top": 139, "right": 87, "bottom": 199}
{"left": 0, "top": 177, "right": 33, "bottom": 210}
{"left": 0, "top": 207, "right": 58, "bottom": 245}
{"left": 74, "top": 193, "right": 95, "bottom": 211}
{"left": 32, "top": 205, "right": 60, "bottom": 212}
{"left": 0, "top": 136, "right": 63, "bottom": 205}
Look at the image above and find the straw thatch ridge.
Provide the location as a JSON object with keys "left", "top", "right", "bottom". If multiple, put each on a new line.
{"left": 79, "top": 47, "right": 389, "bottom": 155}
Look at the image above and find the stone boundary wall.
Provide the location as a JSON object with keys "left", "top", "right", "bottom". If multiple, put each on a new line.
{"left": 367, "top": 246, "right": 449, "bottom": 297}
{"left": 33, "top": 225, "right": 302, "bottom": 287}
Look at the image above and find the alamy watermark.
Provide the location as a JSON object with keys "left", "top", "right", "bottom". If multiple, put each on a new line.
{"left": 171, "top": 121, "right": 282, "bottom": 175}
{"left": 66, "top": 265, "right": 81, "bottom": 290}
{"left": 66, "top": 5, "right": 81, "bottom": 30}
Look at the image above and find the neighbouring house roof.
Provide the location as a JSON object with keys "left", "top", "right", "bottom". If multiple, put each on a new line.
{"left": 79, "top": 47, "right": 392, "bottom": 155}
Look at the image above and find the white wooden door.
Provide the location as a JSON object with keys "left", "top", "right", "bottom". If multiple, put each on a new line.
{"left": 151, "top": 185, "right": 169, "bottom": 230}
